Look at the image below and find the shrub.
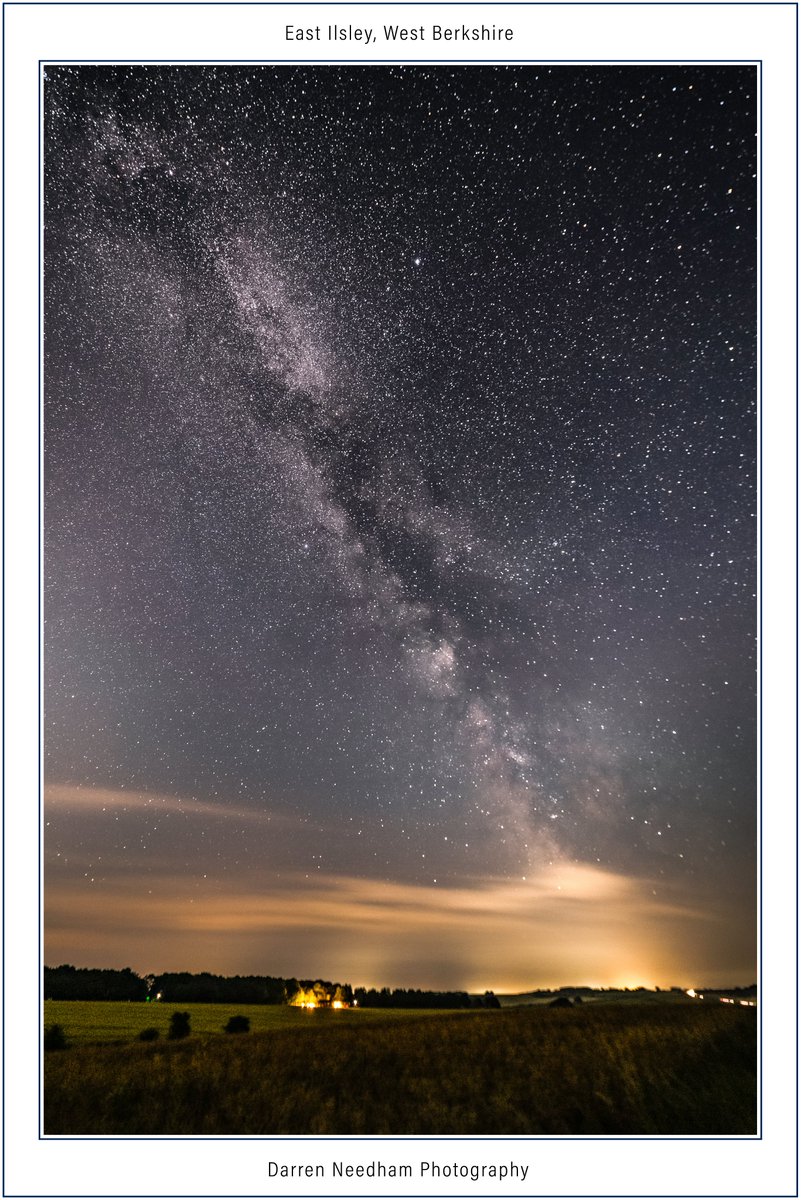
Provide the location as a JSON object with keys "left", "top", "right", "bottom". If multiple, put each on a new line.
{"left": 224, "top": 1015, "right": 250, "bottom": 1034}
{"left": 138, "top": 1027, "right": 160, "bottom": 1042}
{"left": 44, "top": 1023, "right": 68, "bottom": 1051}
{"left": 167, "top": 1011, "right": 191, "bottom": 1040}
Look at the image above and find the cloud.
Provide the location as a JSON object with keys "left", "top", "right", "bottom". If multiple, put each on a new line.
{"left": 43, "top": 860, "right": 751, "bottom": 992}
{"left": 44, "top": 783, "right": 315, "bottom": 830}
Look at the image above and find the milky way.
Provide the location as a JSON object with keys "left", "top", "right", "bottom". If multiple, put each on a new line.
{"left": 44, "top": 66, "right": 756, "bottom": 988}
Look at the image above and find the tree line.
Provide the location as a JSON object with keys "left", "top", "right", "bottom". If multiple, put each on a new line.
{"left": 44, "top": 965, "right": 499, "bottom": 1008}
{"left": 353, "top": 987, "right": 500, "bottom": 1009}
{"left": 44, "top": 965, "right": 292, "bottom": 1004}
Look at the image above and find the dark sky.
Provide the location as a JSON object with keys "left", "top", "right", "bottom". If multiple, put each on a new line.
{"left": 44, "top": 65, "right": 756, "bottom": 990}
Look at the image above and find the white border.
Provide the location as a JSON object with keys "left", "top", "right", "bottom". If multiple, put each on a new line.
{"left": 4, "top": 4, "right": 797, "bottom": 1198}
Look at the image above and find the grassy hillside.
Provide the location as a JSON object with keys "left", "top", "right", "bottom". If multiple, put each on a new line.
{"left": 44, "top": 1003, "right": 756, "bottom": 1135}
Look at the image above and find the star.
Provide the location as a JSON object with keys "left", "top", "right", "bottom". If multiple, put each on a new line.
{"left": 43, "top": 63, "right": 756, "bottom": 989}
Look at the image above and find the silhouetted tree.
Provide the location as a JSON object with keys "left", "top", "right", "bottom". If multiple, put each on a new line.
{"left": 44, "top": 1024, "right": 68, "bottom": 1050}
{"left": 167, "top": 1011, "right": 191, "bottom": 1039}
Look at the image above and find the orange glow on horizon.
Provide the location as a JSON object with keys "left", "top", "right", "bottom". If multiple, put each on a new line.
{"left": 44, "top": 812, "right": 757, "bottom": 992}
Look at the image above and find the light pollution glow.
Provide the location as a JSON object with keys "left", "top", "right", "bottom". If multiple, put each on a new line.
{"left": 45, "top": 784, "right": 754, "bottom": 991}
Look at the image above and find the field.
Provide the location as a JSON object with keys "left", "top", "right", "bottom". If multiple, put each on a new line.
{"left": 498, "top": 989, "right": 700, "bottom": 1007}
{"left": 43, "top": 998, "right": 445, "bottom": 1045}
{"left": 44, "top": 1001, "right": 756, "bottom": 1135}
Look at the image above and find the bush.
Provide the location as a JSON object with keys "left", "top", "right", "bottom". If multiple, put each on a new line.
{"left": 44, "top": 1023, "right": 68, "bottom": 1051}
{"left": 224, "top": 1015, "right": 250, "bottom": 1034}
{"left": 167, "top": 1011, "right": 191, "bottom": 1040}
{"left": 138, "top": 1027, "right": 160, "bottom": 1042}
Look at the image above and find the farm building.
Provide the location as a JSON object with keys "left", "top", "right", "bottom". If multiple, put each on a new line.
{"left": 288, "top": 982, "right": 350, "bottom": 1009}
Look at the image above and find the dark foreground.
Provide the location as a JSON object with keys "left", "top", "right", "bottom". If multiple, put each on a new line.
{"left": 44, "top": 1003, "right": 756, "bottom": 1135}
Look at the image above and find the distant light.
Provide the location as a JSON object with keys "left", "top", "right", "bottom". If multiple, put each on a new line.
{"left": 685, "top": 988, "right": 697, "bottom": 998}
{"left": 332, "top": 1000, "right": 344, "bottom": 1009}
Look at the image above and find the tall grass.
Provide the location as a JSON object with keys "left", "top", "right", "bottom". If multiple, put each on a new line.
{"left": 44, "top": 1004, "right": 756, "bottom": 1135}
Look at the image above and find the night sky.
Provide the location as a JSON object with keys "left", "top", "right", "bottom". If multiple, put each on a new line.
{"left": 44, "top": 65, "right": 756, "bottom": 990}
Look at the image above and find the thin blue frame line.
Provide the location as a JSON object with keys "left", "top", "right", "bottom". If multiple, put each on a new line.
{"left": 34, "top": 51, "right": 765, "bottom": 1151}
{"left": 39, "top": 1132, "right": 761, "bottom": 1141}
{"left": 795, "top": 5, "right": 800, "bottom": 1194}
{"left": 28, "top": 49, "right": 775, "bottom": 1198}
{"left": 41, "top": 57, "right": 760, "bottom": 62}
{"left": 5, "top": 1193, "right": 801, "bottom": 1200}
{"left": 5, "top": 2, "right": 800, "bottom": 6}
{"left": 1, "top": 1, "right": 6, "bottom": 1197}
{"left": 33, "top": 54, "right": 765, "bottom": 1165}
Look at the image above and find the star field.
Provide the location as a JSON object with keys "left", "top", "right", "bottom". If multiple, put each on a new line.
{"left": 44, "top": 66, "right": 756, "bottom": 988}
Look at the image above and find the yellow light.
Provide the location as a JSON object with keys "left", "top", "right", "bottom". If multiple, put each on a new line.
{"left": 332, "top": 1000, "right": 344, "bottom": 1009}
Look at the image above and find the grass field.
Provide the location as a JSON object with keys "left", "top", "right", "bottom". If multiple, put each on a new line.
{"left": 43, "top": 998, "right": 450, "bottom": 1045}
{"left": 44, "top": 1002, "right": 756, "bottom": 1135}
